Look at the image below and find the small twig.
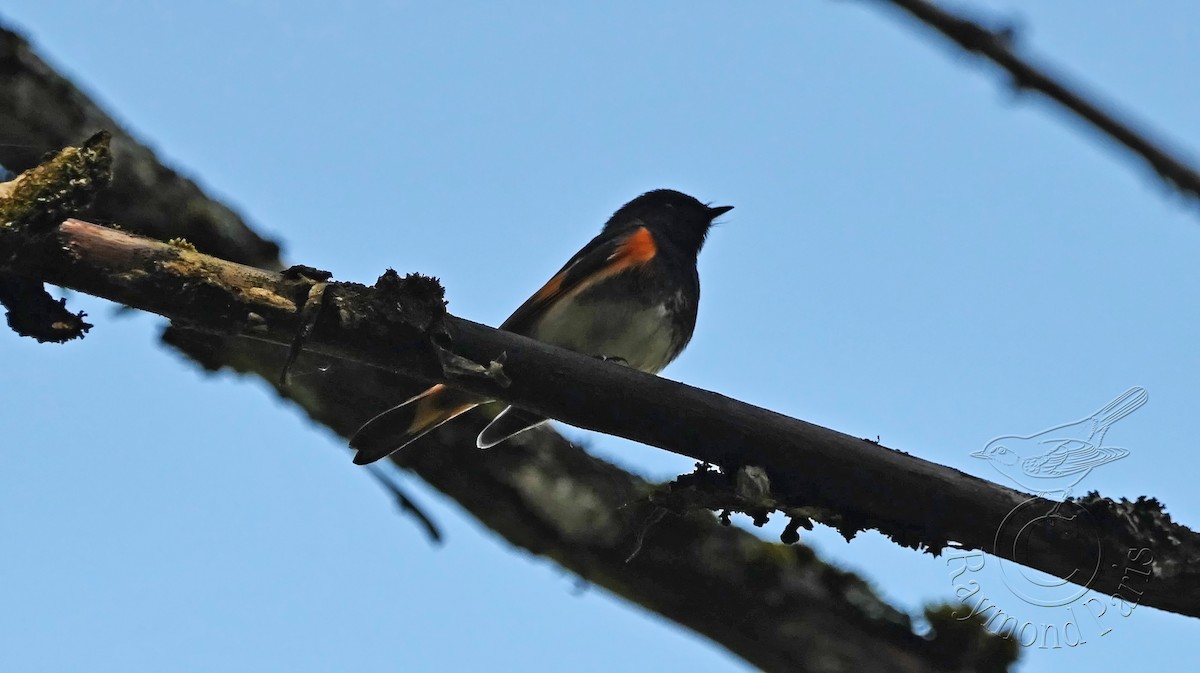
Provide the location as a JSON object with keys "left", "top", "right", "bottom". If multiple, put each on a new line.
{"left": 877, "top": 0, "right": 1200, "bottom": 205}
{"left": 432, "top": 338, "right": 511, "bottom": 387}
{"left": 364, "top": 465, "right": 443, "bottom": 545}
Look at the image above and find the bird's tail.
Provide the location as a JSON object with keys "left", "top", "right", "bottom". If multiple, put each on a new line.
{"left": 476, "top": 406, "right": 548, "bottom": 449}
{"left": 351, "top": 384, "right": 482, "bottom": 465}
{"left": 1092, "top": 386, "right": 1148, "bottom": 431}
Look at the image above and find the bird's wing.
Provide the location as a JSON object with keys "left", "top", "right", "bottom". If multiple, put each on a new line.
{"left": 500, "top": 225, "right": 657, "bottom": 335}
{"left": 1025, "top": 439, "right": 1083, "bottom": 475}
{"left": 1028, "top": 438, "right": 1128, "bottom": 476}
{"left": 1056, "top": 445, "right": 1130, "bottom": 473}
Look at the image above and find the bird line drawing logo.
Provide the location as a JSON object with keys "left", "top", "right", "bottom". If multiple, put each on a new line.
{"left": 947, "top": 387, "right": 1152, "bottom": 638}
{"left": 972, "top": 387, "right": 1147, "bottom": 502}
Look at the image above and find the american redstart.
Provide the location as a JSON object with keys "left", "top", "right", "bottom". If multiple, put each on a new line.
{"left": 350, "top": 189, "right": 732, "bottom": 465}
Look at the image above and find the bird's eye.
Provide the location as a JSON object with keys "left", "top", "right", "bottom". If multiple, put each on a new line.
{"left": 995, "top": 446, "right": 1008, "bottom": 454}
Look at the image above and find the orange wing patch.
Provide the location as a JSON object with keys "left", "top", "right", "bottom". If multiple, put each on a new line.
{"left": 609, "top": 226, "right": 657, "bottom": 270}
{"left": 527, "top": 227, "right": 655, "bottom": 306}
{"left": 408, "top": 384, "right": 477, "bottom": 434}
{"left": 530, "top": 271, "right": 565, "bottom": 304}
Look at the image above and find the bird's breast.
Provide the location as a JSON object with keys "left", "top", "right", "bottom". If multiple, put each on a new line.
{"left": 523, "top": 252, "right": 699, "bottom": 374}
{"left": 529, "top": 297, "right": 684, "bottom": 373}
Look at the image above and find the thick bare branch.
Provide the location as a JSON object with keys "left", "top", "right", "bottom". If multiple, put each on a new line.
{"left": 874, "top": 0, "right": 1200, "bottom": 206}
{"left": 2, "top": 181, "right": 1194, "bottom": 623}
{"left": 1, "top": 138, "right": 1013, "bottom": 673}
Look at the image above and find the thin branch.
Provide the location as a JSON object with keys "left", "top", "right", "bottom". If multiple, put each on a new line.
{"left": 3, "top": 175, "right": 1195, "bottom": 620}
{"left": 363, "top": 465, "right": 443, "bottom": 545}
{"left": 875, "top": 0, "right": 1200, "bottom": 204}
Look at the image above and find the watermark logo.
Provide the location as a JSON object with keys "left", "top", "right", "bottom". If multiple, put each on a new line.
{"left": 947, "top": 387, "right": 1152, "bottom": 648}
{"left": 971, "top": 387, "right": 1144, "bottom": 503}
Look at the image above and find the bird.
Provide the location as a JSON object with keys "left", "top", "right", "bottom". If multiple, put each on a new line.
{"left": 349, "top": 189, "right": 733, "bottom": 465}
{"left": 971, "top": 386, "right": 1146, "bottom": 499}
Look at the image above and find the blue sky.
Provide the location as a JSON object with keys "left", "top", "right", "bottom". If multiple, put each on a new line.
{"left": 2, "top": 2, "right": 1198, "bottom": 671}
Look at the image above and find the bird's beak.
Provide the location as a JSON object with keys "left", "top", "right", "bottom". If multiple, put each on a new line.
{"left": 708, "top": 205, "right": 734, "bottom": 218}
{"left": 970, "top": 450, "right": 986, "bottom": 458}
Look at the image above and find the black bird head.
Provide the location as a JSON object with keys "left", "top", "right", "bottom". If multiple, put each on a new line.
{"left": 603, "top": 189, "right": 733, "bottom": 258}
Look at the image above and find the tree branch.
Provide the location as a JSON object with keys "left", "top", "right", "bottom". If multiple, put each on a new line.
{"left": 873, "top": 0, "right": 1200, "bottom": 206}
{"left": 6, "top": 8, "right": 1193, "bottom": 667}
{"left": 0, "top": 130, "right": 107, "bottom": 341}
{"left": 0, "top": 138, "right": 1018, "bottom": 673}
{"left": 0, "top": 25, "right": 282, "bottom": 267}
{"left": 3, "top": 144, "right": 1195, "bottom": 625}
